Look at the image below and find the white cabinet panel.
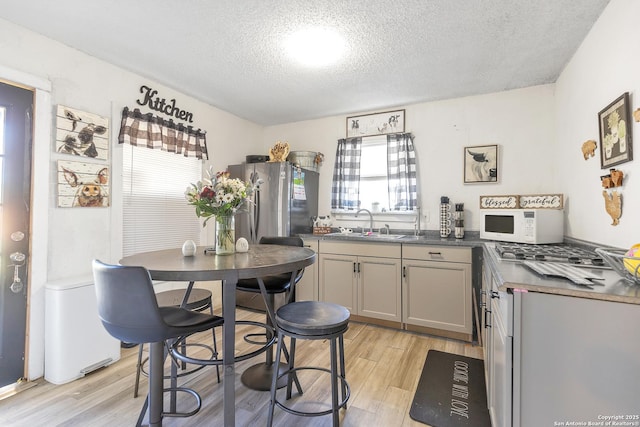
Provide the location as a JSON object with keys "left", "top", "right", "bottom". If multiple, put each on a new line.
{"left": 402, "top": 259, "right": 472, "bottom": 334}
{"left": 296, "top": 238, "right": 319, "bottom": 301}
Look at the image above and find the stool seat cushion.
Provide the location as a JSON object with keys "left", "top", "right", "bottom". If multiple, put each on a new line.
{"left": 276, "top": 301, "right": 350, "bottom": 337}
{"left": 155, "top": 288, "right": 212, "bottom": 310}
{"left": 236, "top": 273, "right": 298, "bottom": 294}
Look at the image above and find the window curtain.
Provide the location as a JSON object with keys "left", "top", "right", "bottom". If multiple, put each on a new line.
{"left": 387, "top": 133, "right": 417, "bottom": 210}
{"left": 331, "top": 137, "right": 362, "bottom": 209}
{"left": 118, "top": 107, "right": 208, "bottom": 159}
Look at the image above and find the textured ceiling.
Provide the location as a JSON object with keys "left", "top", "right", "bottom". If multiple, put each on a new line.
{"left": 0, "top": 0, "right": 611, "bottom": 125}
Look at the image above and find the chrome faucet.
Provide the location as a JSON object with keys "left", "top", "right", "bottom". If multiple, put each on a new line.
{"left": 355, "top": 208, "right": 374, "bottom": 233}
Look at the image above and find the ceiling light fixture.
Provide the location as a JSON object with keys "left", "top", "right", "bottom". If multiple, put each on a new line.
{"left": 284, "top": 27, "right": 347, "bottom": 67}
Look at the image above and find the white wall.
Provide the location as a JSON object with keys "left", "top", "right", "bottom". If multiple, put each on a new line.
{"left": 0, "top": 18, "right": 263, "bottom": 379}
{"left": 263, "top": 84, "right": 557, "bottom": 232}
{"left": 555, "top": 0, "right": 640, "bottom": 249}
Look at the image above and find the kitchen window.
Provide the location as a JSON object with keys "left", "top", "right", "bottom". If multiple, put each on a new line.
{"left": 331, "top": 133, "right": 417, "bottom": 212}
{"left": 122, "top": 144, "right": 201, "bottom": 256}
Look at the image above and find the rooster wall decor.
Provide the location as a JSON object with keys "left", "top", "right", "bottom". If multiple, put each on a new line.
{"left": 602, "top": 190, "right": 622, "bottom": 226}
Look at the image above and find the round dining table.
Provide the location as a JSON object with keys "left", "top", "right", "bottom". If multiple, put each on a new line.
{"left": 120, "top": 244, "right": 316, "bottom": 427}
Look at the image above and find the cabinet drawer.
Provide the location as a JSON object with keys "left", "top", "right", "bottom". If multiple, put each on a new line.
{"left": 319, "top": 240, "right": 401, "bottom": 258}
{"left": 402, "top": 245, "right": 471, "bottom": 263}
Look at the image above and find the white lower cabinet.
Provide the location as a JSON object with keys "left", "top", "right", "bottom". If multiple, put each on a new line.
{"left": 488, "top": 296, "right": 512, "bottom": 427}
{"left": 483, "top": 255, "right": 640, "bottom": 427}
{"left": 296, "top": 238, "right": 319, "bottom": 301}
{"left": 402, "top": 246, "right": 472, "bottom": 340}
{"left": 319, "top": 241, "right": 401, "bottom": 324}
{"left": 483, "top": 258, "right": 513, "bottom": 427}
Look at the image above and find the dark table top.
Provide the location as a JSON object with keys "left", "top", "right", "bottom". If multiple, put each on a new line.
{"left": 119, "top": 244, "right": 317, "bottom": 282}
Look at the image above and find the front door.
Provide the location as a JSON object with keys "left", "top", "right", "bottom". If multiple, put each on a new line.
{"left": 0, "top": 81, "right": 33, "bottom": 387}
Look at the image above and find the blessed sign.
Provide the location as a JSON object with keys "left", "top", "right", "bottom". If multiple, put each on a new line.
{"left": 479, "top": 195, "right": 518, "bottom": 209}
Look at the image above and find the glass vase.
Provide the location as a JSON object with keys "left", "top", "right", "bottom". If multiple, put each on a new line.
{"left": 215, "top": 214, "right": 235, "bottom": 255}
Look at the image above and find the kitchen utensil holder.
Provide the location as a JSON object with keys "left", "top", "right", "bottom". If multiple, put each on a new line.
{"left": 455, "top": 219, "right": 465, "bottom": 239}
{"left": 440, "top": 197, "right": 451, "bottom": 238}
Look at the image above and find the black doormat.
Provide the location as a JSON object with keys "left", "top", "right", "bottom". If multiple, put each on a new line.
{"left": 409, "top": 350, "right": 491, "bottom": 427}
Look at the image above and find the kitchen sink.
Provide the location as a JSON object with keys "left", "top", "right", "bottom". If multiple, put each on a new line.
{"left": 365, "top": 233, "right": 406, "bottom": 240}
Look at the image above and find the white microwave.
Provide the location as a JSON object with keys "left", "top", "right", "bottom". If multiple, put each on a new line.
{"left": 480, "top": 209, "right": 564, "bottom": 244}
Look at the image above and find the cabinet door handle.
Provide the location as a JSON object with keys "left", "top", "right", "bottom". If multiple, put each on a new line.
{"left": 357, "top": 262, "right": 361, "bottom": 274}
{"left": 490, "top": 290, "right": 500, "bottom": 299}
{"left": 428, "top": 251, "right": 442, "bottom": 256}
{"left": 484, "top": 309, "right": 492, "bottom": 328}
{"left": 402, "top": 266, "right": 406, "bottom": 278}
{"left": 353, "top": 262, "right": 357, "bottom": 273}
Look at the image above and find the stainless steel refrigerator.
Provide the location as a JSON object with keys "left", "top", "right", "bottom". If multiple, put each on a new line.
{"left": 228, "top": 161, "right": 319, "bottom": 242}
{"left": 228, "top": 161, "right": 319, "bottom": 310}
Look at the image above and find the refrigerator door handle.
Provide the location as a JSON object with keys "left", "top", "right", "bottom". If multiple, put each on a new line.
{"left": 252, "top": 183, "right": 260, "bottom": 243}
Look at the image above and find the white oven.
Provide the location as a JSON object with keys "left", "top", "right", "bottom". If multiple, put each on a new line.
{"left": 480, "top": 208, "right": 564, "bottom": 244}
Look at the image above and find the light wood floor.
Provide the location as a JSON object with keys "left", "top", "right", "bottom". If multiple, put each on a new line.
{"left": 0, "top": 309, "right": 483, "bottom": 426}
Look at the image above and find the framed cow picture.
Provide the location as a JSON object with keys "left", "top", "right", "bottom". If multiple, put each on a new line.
{"left": 55, "top": 105, "right": 109, "bottom": 161}
{"left": 464, "top": 144, "right": 498, "bottom": 184}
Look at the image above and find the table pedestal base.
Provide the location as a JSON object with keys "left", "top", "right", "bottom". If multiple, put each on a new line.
{"left": 241, "top": 362, "right": 288, "bottom": 391}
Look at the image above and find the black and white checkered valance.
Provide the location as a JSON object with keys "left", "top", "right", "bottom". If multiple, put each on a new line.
{"left": 118, "top": 107, "right": 208, "bottom": 159}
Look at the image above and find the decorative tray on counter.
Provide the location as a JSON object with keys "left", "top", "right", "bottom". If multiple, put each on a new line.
{"left": 595, "top": 248, "right": 640, "bottom": 285}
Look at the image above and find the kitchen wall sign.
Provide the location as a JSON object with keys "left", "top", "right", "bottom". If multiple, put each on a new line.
{"left": 346, "top": 109, "right": 405, "bottom": 138}
{"left": 55, "top": 105, "right": 109, "bottom": 161}
{"left": 598, "top": 92, "right": 633, "bottom": 169}
{"left": 519, "top": 194, "right": 563, "bottom": 209}
{"left": 479, "top": 195, "right": 518, "bottom": 209}
{"left": 480, "top": 194, "right": 563, "bottom": 209}
{"left": 137, "top": 85, "right": 194, "bottom": 123}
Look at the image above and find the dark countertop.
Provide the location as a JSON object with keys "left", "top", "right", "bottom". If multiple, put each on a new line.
{"left": 301, "top": 230, "right": 485, "bottom": 247}
{"left": 299, "top": 231, "right": 640, "bottom": 305}
{"left": 483, "top": 241, "right": 640, "bottom": 305}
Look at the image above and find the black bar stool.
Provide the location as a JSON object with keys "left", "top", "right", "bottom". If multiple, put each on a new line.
{"left": 133, "top": 288, "right": 220, "bottom": 398}
{"left": 236, "top": 236, "right": 304, "bottom": 391}
{"left": 267, "top": 301, "right": 350, "bottom": 426}
{"left": 92, "top": 260, "right": 224, "bottom": 427}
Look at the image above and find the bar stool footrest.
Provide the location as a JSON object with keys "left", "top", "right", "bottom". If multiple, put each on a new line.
{"left": 273, "top": 366, "right": 350, "bottom": 418}
{"left": 162, "top": 387, "right": 202, "bottom": 419}
{"left": 170, "top": 320, "right": 275, "bottom": 365}
{"left": 140, "top": 343, "right": 214, "bottom": 381}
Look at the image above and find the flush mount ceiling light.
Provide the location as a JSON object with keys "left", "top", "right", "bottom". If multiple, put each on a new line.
{"left": 284, "top": 27, "right": 347, "bottom": 67}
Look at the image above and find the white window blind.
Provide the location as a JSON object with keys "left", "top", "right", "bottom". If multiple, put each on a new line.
{"left": 122, "top": 144, "right": 202, "bottom": 257}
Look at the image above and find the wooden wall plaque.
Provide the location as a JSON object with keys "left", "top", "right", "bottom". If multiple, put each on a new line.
{"left": 519, "top": 194, "right": 563, "bottom": 209}
{"left": 479, "top": 195, "right": 519, "bottom": 209}
{"left": 480, "top": 194, "right": 563, "bottom": 209}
